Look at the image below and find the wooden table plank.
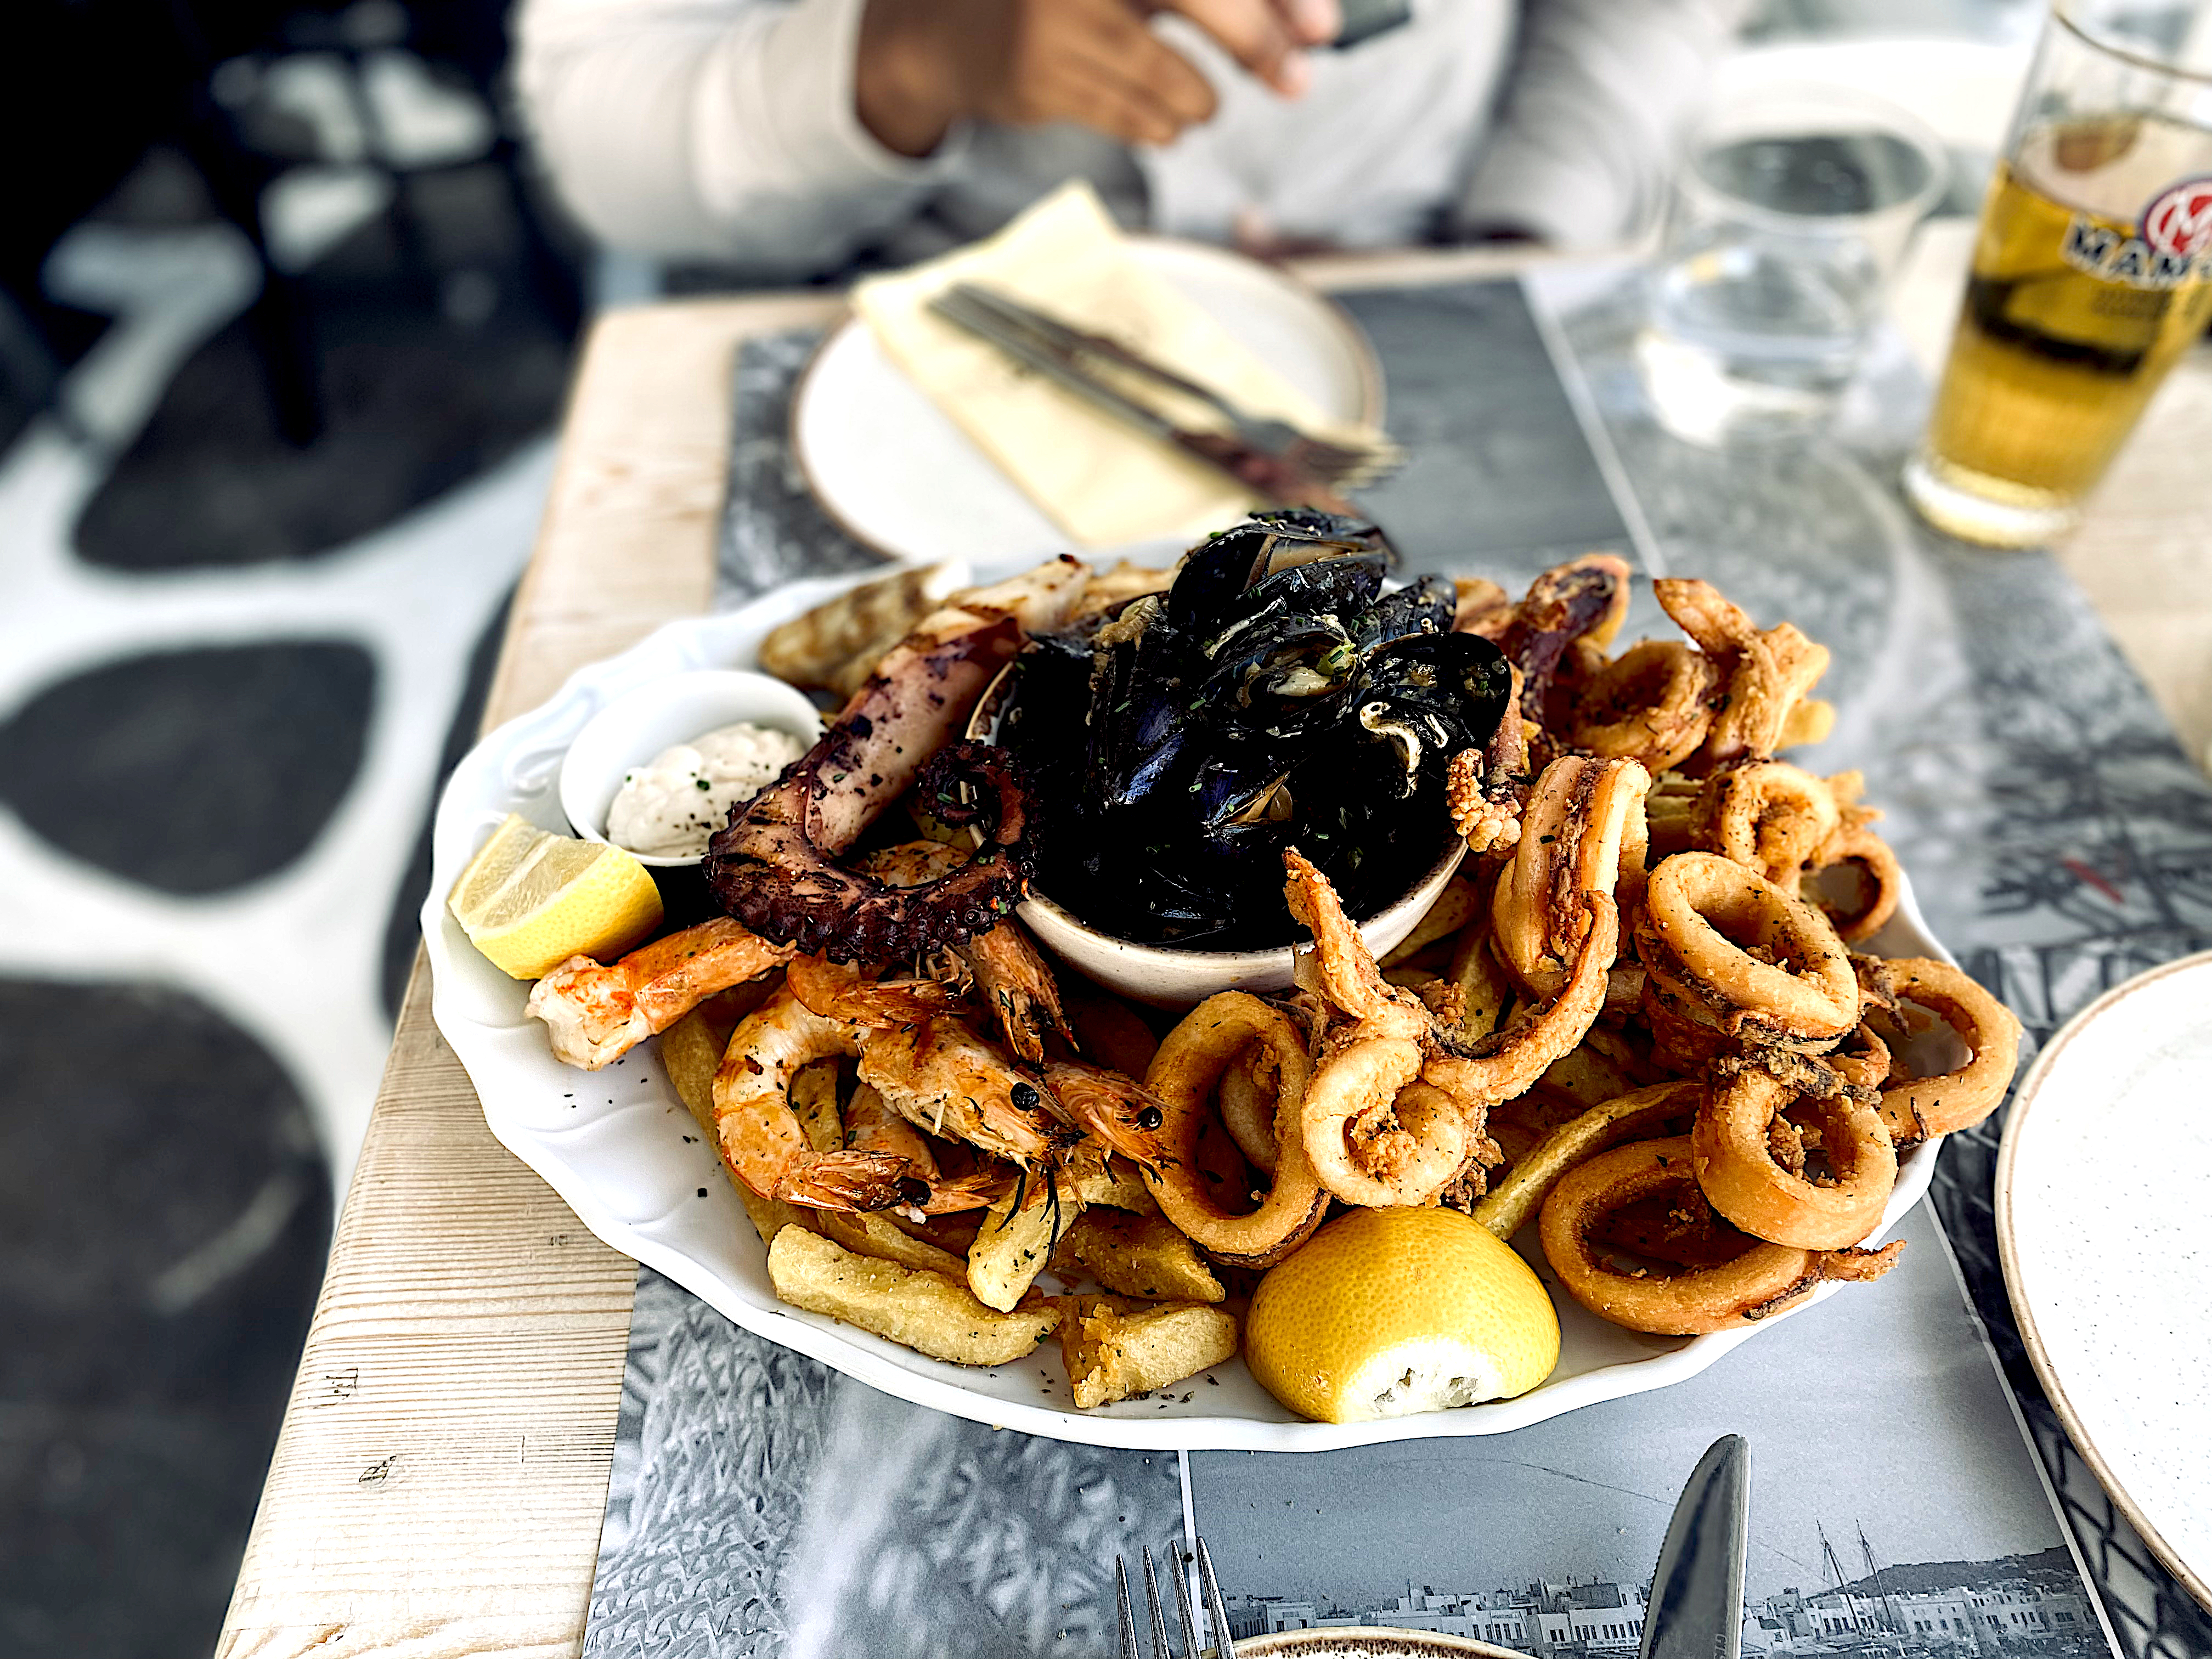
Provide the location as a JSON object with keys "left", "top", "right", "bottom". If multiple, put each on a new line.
{"left": 218, "top": 245, "right": 2212, "bottom": 1659}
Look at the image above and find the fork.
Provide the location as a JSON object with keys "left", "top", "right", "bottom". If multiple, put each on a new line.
{"left": 946, "top": 284, "right": 1406, "bottom": 493}
{"left": 1116, "top": 1535, "right": 1237, "bottom": 1659}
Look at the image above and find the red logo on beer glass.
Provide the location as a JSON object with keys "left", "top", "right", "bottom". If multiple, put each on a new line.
{"left": 2141, "top": 178, "right": 2212, "bottom": 257}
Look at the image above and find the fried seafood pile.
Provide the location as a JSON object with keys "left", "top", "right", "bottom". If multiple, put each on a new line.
{"left": 520, "top": 540, "right": 2023, "bottom": 1414}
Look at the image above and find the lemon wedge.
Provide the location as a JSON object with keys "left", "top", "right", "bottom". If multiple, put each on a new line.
{"left": 1244, "top": 1206, "right": 1560, "bottom": 1424}
{"left": 447, "top": 814, "right": 663, "bottom": 980}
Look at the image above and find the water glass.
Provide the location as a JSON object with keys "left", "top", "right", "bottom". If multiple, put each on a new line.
{"left": 1638, "top": 85, "right": 1948, "bottom": 445}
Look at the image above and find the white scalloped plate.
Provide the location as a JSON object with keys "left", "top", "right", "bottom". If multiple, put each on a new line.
{"left": 423, "top": 562, "right": 1946, "bottom": 1451}
{"left": 1997, "top": 950, "right": 2212, "bottom": 1611}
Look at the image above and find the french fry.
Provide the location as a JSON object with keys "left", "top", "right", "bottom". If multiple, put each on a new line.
{"left": 1070, "top": 1155, "right": 1158, "bottom": 1215}
{"left": 1447, "top": 924, "right": 1518, "bottom": 1041}
{"left": 1057, "top": 1294, "right": 1240, "bottom": 1408}
{"left": 1049, "top": 1209, "right": 1224, "bottom": 1303}
{"left": 659, "top": 1006, "right": 815, "bottom": 1245}
{"left": 1474, "top": 1080, "right": 1701, "bottom": 1241}
{"left": 768, "top": 1226, "right": 1058, "bottom": 1365}
{"left": 1533, "top": 1042, "right": 1638, "bottom": 1112}
{"left": 968, "top": 1171, "right": 1079, "bottom": 1312}
{"left": 1381, "top": 876, "right": 1482, "bottom": 967}
{"left": 817, "top": 1211, "right": 967, "bottom": 1278}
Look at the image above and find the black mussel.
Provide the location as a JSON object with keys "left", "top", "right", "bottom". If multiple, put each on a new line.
{"left": 1005, "top": 514, "right": 1501, "bottom": 949}
{"left": 1348, "top": 631, "right": 1516, "bottom": 791}
{"left": 1357, "top": 573, "right": 1456, "bottom": 650}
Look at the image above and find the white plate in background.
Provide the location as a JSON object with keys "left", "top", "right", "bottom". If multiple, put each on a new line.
{"left": 1998, "top": 951, "right": 2212, "bottom": 1611}
{"left": 424, "top": 559, "right": 1949, "bottom": 1452}
{"left": 790, "top": 239, "right": 1383, "bottom": 567}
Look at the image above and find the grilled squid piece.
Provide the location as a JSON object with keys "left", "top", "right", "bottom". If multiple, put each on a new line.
{"left": 1464, "top": 554, "right": 1633, "bottom": 732}
{"left": 1691, "top": 1069, "right": 1897, "bottom": 1249}
{"left": 708, "top": 563, "right": 1088, "bottom": 962}
{"left": 1568, "top": 641, "right": 1720, "bottom": 774}
{"left": 1143, "top": 992, "right": 1327, "bottom": 1268}
{"left": 1654, "top": 579, "right": 1831, "bottom": 772}
{"left": 1871, "top": 958, "right": 2022, "bottom": 1143}
{"left": 527, "top": 918, "right": 794, "bottom": 1070}
{"left": 1634, "top": 853, "right": 1860, "bottom": 1064}
{"left": 1491, "top": 755, "right": 1651, "bottom": 1000}
{"left": 1539, "top": 1137, "right": 1905, "bottom": 1335}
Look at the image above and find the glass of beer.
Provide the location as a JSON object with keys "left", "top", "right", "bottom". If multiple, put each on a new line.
{"left": 1905, "top": 2, "right": 2212, "bottom": 547}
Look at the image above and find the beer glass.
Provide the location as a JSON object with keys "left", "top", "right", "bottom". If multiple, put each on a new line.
{"left": 1905, "top": 3, "right": 2212, "bottom": 547}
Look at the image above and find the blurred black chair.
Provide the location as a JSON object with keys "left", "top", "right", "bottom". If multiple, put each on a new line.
{"left": 3, "top": 0, "right": 582, "bottom": 448}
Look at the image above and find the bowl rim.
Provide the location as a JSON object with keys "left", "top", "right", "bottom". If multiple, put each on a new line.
{"left": 556, "top": 666, "right": 824, "bottom": 867}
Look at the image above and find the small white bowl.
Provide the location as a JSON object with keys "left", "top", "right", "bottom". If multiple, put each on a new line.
{"left": 1020, "top": 837, "right": 1468, "bottom": 1009}
{"left": 558, "top": 669, "right": 824, "bottom": 868}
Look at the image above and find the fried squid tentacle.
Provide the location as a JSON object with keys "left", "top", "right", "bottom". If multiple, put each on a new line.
{"left": 1653, "top": 578, "right": 1831, "bottom": 771}
{"left": 713, "top": 740, "right": 1037, "bottom": 961}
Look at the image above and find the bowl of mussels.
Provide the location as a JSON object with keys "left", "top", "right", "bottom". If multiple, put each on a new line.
{"left": 987, "top": 511, "right": 1516, "bottom": 1007}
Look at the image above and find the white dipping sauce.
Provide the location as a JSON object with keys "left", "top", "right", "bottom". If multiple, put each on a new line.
{"left": 605, "top": 721, "right": 808, "bottom": 859}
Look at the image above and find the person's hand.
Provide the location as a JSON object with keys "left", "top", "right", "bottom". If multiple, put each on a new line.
{"left": 856, "top": 0, "right": 1340, "bottom": 159}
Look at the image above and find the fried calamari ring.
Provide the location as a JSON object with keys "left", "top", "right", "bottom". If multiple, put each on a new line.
{"left": 1569, "top": 641, "right": 1720, "bottom": 773}
{"left": 1708, "top": 762, "right": 1842, "bottom": 888}
{"left": 1806, "top": 827, "right": 1904, "bottom": 944}
{"left": 1539, "top": 1137, "right": 1905, "bottom": 1335}
{"left": 1491, "top": 756, "right": 1652, "bottom": 999}
{"left": 1301, "top": 1040, "right": 1470, "bottom": 1207}
{"left": 1691, "top": 1070, "right": 1896, "bottom": 1249}
{"left": 1635, "top": 853, "right": 1860, "bottom": 1048}
{"left": 1143, "top": 991, "right": 1327, "bottom": 1268}
{"left": 1872, "top": 958, "right": 2022, "bottom": 1143}
{"left": 1475, "top": 1079, "right": 1700, "bottom": 1240}
{"left": 1654, "top": 579, "right": 1831, "bottom": 772}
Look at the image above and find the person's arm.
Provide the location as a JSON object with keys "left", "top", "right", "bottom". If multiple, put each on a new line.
{"left": 1452, "top": 0, "right": 1749, "bottom": 250}
{"left": 516, "top": 0, "right": 947, "bottom": 275}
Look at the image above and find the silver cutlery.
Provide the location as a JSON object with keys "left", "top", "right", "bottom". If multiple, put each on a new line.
{"left": 1640, "top": 1434, "right": 1751, "bottom": 1659}
{"left": 926, "top": 285, "right": 1386, "bottom": 515}
{"left": 1116, "top": 1534, "right": 1234, "bottom": 1659}
{"left": 945, "top": 283, "right": 1404, "bottom": 492}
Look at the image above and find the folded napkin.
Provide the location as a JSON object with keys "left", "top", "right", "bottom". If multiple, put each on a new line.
{"left": 853, "top": 182, "right": 1378, "bottom": 549}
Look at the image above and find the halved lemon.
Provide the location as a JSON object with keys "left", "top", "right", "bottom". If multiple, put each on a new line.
{"left": 447, "top": 814, "right": 663, "bottom": 980}
{"left": 1244, "top": 1206, "right": 1559, "bottom": 1424}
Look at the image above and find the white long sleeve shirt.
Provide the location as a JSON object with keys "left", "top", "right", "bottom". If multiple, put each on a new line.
{"left": 515, "top": 0, "right": 1744, "bottom": 280}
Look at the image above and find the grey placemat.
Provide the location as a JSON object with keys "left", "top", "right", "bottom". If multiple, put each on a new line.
{"left": 583, "top": 274, "right": 2212, "bottom": 1659}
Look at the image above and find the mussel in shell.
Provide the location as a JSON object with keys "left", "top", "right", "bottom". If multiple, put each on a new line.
{"left": 1000, "top": 513, "right": 1513, "bottom": 948}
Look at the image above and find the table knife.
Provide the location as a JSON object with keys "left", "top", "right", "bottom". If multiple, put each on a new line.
{"left": 1640, "top": 1434, "right": 1750, "bottom": 1659}
{"left": 925, "top": 287, "right": 1358, "bottom": 515}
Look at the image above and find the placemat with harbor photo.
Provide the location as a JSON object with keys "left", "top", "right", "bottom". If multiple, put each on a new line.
{"left": 575, "top": 273, "right": 2212, "bottom": 1659}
